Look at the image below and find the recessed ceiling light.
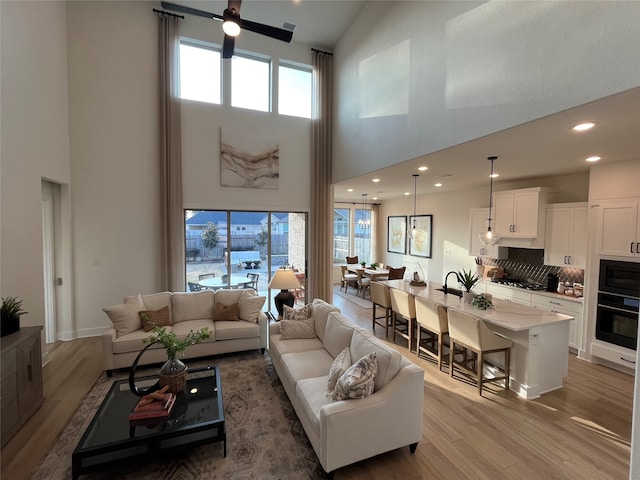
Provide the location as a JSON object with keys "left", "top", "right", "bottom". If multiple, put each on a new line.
{"left": 347, "top": 188, "right": 353, "bottom": 192}
{"left": 418, "top": 166, "right": 428, "bottom": 171}
{"left": 404, "top": 192, "right": 410, "bottom": 196}
{"left": 434, "top": 183, "right": 443, "bottom": 187}
{"left": 585, "top": 156, "right": 601, "bottom": 162}
{"left": 372, "top": 196, "right": 378, "bottom": 200}
{"left": 573, "top": 122, "right": 595, "bottom": 132}
{"left": 372, "top": 178, "right": 380, "bottom": 183}
{"left": 490, "top": 173, "right": 499, "bottom": 178}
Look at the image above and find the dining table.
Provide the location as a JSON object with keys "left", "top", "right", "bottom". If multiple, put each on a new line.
{"left": 346, "top": 265, "right": 390, "bottom": 281}
{"left": 378, "top": 279, "right": 574, "bottom": 400}
{"left": 199, "top": 275, "right": 253, "bottom": 289}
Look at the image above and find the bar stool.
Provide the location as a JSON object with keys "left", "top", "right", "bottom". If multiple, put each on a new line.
{"left": 389, "top": 288, "right": 416, "bottom": 352}
{"left": 370, "top": 282, "right": 392, "bottom": 337}
{"left": 447, "top": 309, "right": 513, "bottom": 396}
{"left": 415, "top": 297, "right": 449, "bottom": 371}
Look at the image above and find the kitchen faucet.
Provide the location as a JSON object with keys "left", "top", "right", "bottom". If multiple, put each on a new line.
{"left": 443, "top": 271, "right": 460, "bottom": 295}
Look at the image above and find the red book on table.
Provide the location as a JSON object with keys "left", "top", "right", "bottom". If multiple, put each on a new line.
{"left": 128, "top": 393, "right": 176, "bottom": 422}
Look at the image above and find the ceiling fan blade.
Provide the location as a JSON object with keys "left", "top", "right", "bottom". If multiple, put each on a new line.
{"left": 240, "top": 18, "right": 293, "bottom": 43}
{"left": 222, "top": 35, "right": 235, "bottom": 59}
{"left": 160, "top": 2, "right": 222, "bottom": 22}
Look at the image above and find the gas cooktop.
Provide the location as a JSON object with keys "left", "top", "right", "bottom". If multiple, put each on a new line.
{"left": 491, "top": 278, "right": 546, "bottom": 291}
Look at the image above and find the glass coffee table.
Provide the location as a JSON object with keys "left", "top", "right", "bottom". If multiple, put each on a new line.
{"left": 72, "top": 366, "right": 225, "bottom": 480}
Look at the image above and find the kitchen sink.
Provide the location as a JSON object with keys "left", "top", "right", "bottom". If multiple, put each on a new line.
{"left": 435, "top": 287, "right": 463, "bottom": 298}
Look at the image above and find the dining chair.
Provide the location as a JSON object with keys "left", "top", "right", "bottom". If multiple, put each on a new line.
{"left": 415, "top": 297, "right": 449, "bottom": 371}
{"left": 387, "top": 266, "right": 406, "bottom": 280}
{"left": 188, "top": 281, "right": 204, "bottom": 292}
{"left": 340, "top": 265, "right": 359, "bottom": 293}
{"left": 246, "top": 273, "right": 259, "bottom": 290}
{"left": 356, "top": 269, "right": 371, "bottom": 299}
{"left": 345, "top": 255, "right": 359, "bottom": 264}
{"left": 198, "top": 273, "right": 215, "bottom": 281}
{"left": 447, "top": 309, "right": 513, "bottom": 396}
{"left": 370, "top": 282, "right": 392, "bottom": 337}
{"left": 389, "top": 288, "right": 416, "bottom": 352}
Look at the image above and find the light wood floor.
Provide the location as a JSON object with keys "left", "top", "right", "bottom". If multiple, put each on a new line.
{"left": 1, "top": 295, "right": 633, "bottom": 479}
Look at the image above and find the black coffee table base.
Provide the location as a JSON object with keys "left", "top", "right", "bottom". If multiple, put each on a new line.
{"left": 72, "top": 367, "right": 225, "bottom": 479}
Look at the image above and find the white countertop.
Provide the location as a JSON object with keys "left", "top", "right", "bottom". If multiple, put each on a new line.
{"left": 479, "top": 278, "right": 584, "bottom": 304}
{"left": 379, "top": 279, "right": 574, "bottom": 332}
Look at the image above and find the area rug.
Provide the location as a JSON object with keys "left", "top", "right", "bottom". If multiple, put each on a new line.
{"left": 333, "top": 285, "right": 373, "bottom": 309}
{"left": 32, "top": 350, "right": 325, "bottom": 480}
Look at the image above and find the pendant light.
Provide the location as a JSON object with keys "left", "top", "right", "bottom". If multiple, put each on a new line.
{"left": 409, "top": 174, "right": 419, "bottom": 240}
{"left": 358, "top": 193, "right": 370, "bottom": 229}
{"left": 479, "top": 156, "right": 500, "bottom": 247}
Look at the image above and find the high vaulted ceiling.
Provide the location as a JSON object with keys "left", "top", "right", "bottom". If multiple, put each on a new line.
{"left": 168, "top": 2, "right": 640, "bottom": 202}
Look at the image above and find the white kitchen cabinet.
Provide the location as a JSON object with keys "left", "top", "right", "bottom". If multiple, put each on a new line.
{"left": 531, "top": 293, "right": 582, "bottom": 350}
{"left": 492, "top": 187, "right": 553, "bottom": 248}
{"left": 484, "top": 283, "right": 532, "bottom": 306}
{"left": 595, "top": 199, "right": 640, "bottom": 257}
{"left": 544, "top": 203, "right": 588, "bottom": 268}
{"left": 468, "top": 208, "right": 508, "bottom": 259}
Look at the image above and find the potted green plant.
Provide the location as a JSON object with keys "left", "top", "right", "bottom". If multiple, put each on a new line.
{"left": 472, "top": 293, "right": 494, "bottom": 310}
{"left": 360, "top": 261, "right": 366, "bottom": 268}
{"left": 1, "top": 296, "right": 27, "bottom": 337}
{"left": 143, "top": 325, "right": 210, "bottom": 392}
{"left": 457, "top": 269, "right": 480, "bottom": 303}
{"left": 370, "top": 262, "right": 379, "bottom": 269}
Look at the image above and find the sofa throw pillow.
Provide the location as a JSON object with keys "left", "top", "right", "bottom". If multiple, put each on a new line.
{"left": 103, "top": 303, "right": 143, "bottom": 337}
{"left": 283, "top": 303, "right": 312, "bottom": 320}
{"left": 332, "top": 352, "right": 377, "bottom": 401}
{"left": 213, "top": 302, "right": 240, "bottom": 321}
{"left": 327, "top": 347, "right": 352, "bottom": 395}
{"left": 140, "top": 306, "right": 172, "bottom": 332}
{"left": 280, "top": 318, "right": 316, "bottom": 339}
{"left": 238, "top": 290, "right": 266, "bottom": 323}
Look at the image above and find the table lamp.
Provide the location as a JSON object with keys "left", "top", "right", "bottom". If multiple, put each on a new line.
{"left": 269, "top": 268, "right": 301, "bottom": 318}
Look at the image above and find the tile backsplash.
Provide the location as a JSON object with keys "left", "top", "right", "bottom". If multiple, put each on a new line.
{"left": 481, "top": 248, "right": 584, "bottom": 286}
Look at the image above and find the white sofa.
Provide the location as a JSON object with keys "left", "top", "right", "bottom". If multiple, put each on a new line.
{"left": 268, "top": 299, "right": 424, "bottom": 475}
{"left": 101, "top": 288, "right": 268, "bottom": 375}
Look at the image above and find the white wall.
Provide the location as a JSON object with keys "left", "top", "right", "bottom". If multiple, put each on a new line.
{"left": 66, "top": 1, "right": 313, "bottom": 335}
{"left": 333, "top": 1, "right": 640, "bottom": 183}
{"left": 1, "top": 1, "right": 71, "bottom": 334}
{"left": 378, "top": 171, "right": 589, "bottom": 284}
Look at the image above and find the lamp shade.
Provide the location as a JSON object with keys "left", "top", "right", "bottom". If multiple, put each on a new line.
{"left": 268, "top": 269, "right": 300, "bottom": 290}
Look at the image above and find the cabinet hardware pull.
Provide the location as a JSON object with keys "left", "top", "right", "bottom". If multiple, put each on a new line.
{"left": 563, "top": 256, "right": 567, "bottom": 264}
{"left": 632, "top": 242, "right": 635, "bottom": 254}
{"left": 636, "top": 242, "right": 640, "bottom": 254}
{"left": 620, "top": 357, "right": 636, "bottom": 364}
{"left": 550, "top": 301, "right": 561, "bottom": 305}
{"left": 567, "top": 256, "right": 571, "bottom": 264}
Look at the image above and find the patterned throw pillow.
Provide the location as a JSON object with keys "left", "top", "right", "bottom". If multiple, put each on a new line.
{"left": 280, "top": 319, "right": 316, "bottom": 339}
{"left": 238, "top": 290, "right": 266, "bottom": 323}
{"left": 140, "top": 306, "right": 172, "bottom": 332}
{"left": 283, "top": 303, "right": 312, "bottom": 320}
{"left": 332, "top": 352, "right": 377, "bottom": 401}
{"left": 327, "top": 347, "right": 352, "bottom": 395}
{"left": 213, "top": 302, "right": 240, "bottom": 321}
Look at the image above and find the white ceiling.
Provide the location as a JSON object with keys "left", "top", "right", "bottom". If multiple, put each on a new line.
{"left": 335, "top": 87, "right": 640, "bottom": 202}
{"left": 167, "top": 2, "right": 640, "bottom": 202}
{"left": 174, "top": 0, "right": 365, "bottom": 50}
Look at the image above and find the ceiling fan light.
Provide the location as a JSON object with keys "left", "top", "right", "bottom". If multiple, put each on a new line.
{"left": 223, "top": 19, "right": 241, "bottom": 36}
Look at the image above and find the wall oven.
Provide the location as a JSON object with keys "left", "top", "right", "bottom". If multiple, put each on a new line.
{"left": 596, "top": 260, "right": 640, "bottom": 350}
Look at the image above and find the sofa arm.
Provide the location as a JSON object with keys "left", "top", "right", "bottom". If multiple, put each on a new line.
{"left": 101, "top": 326, "right": 117, "bottom": 372}
{"left": 318, "top": 363, "right": 424, "bottom": 472}
{"left": 269, "top": 321, "right": 282, "bottom": 336}
{"left": 257, "top": 312, "right": 268, "bottom": 349}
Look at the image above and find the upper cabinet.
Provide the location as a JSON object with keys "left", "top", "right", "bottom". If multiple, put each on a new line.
{"left": 469, "top": 208, "right": 508, "bottom": 259}
{"left": 595, "top": 199, "right": 640, "bottom": 258}
{"left": 492, "top": 187, "right": 554, "bottom": 248}
{"left": 544, "top": 203, "right": 588, "bottom": 269}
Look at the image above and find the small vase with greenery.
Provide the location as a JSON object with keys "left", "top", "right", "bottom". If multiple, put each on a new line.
{"left": 472, "top": 293, "right": 494, "bottom": 310}
{"left": 1, "top": 296, "right": 27, "bottom": 337}
{"left": 457, "top": 269, "right": 480, "bottom": 303}
{"left": 143, "top": 325, "right": 210, "bottom": 392}
{"left": 370, "top": 262, "right": 379, "bottom": 269}
{"left": 360, "top": 261, "right": 366, "bottom": 267}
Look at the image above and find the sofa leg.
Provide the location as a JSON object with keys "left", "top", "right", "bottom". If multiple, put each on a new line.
{"left": 409, "top": 442, "right": 418, "bottom": 453}
{"left": 261, "top": 348, "right": 265, "bottom": 354}
{"left": 106, "top": 370, "right": 113, "bottom": 377}
{"left": 325, "top": 471, "right": 334, "bottom": 480}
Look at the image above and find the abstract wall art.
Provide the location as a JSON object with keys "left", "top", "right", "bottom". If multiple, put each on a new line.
{"left": 220, "top": 129, "right": 279, "bottom": 189}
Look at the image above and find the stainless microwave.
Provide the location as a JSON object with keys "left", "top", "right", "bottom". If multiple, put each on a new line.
{"left": 599, "top": 260, "right": 640, "bottom": 298}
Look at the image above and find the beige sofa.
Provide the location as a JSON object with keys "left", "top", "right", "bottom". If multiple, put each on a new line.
{"left": 101, "top": 288, "right": 268, "bottom": 375}
{"left": 268, "top": 299, "right": 424, "bottom": 475}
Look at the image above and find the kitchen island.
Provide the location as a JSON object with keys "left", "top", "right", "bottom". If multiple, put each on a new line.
{"left": 379, "top": 279, "right": 574, "bottom": 399}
